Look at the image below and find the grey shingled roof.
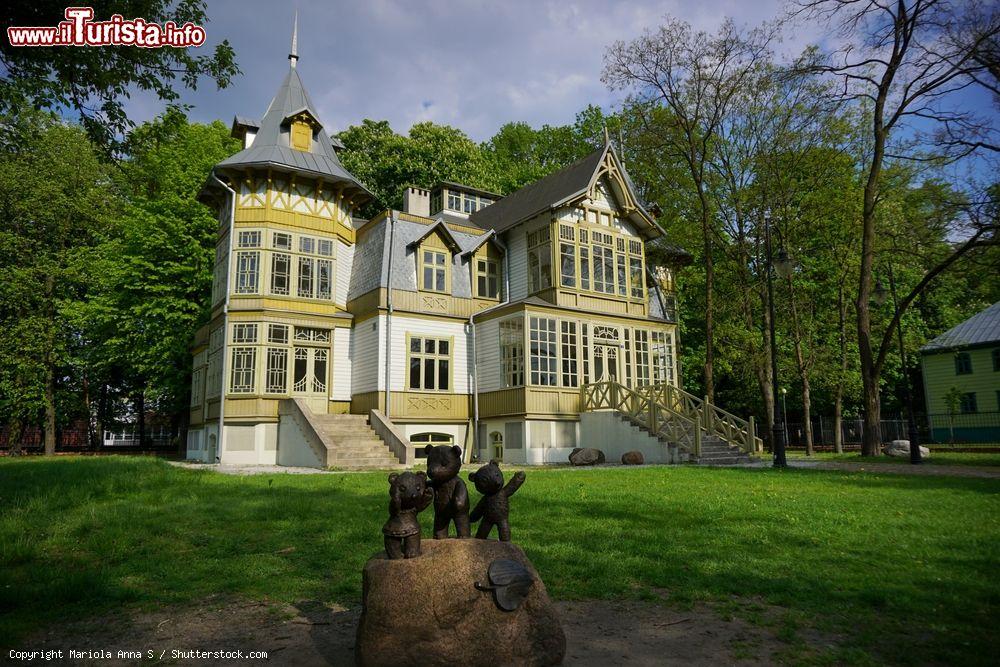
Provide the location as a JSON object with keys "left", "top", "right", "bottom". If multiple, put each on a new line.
{"left": 469, "top": 147, "right": 606, "bottom": 232}
{"left": 921, "top": 301, "right": 1000, "bottom": 352}
{"left": 216, "top": 66, "right": 363, "bottom": 193}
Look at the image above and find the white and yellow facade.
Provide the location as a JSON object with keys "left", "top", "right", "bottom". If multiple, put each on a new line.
{"left": 186, "top": 47, "right": 685, "bottom": 466}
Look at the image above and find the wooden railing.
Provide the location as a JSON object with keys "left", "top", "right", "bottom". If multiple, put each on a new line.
{"left": 580, "top": 381, "right": 703, "bottom": 456}
{"left": 639, "top": 383, "right": 764, "bottom": 455}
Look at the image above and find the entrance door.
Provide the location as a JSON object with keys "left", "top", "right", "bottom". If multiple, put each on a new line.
{"left": 593, "top": 344, "right": 619, "bottom": 383}
{"left": 292, "top": 346, "right": 328, "bottom": 412}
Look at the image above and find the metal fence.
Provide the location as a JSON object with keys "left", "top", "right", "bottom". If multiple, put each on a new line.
{"left": 782, "top": 412, "right": 1000, "bottom": 447}
{"left": 102, "top": 428, "right": 174, "bottom": 448}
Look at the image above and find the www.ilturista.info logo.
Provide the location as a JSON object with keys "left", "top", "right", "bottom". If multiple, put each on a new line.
{"left": 7, "top": 7, "right": 206, "bottom": 48}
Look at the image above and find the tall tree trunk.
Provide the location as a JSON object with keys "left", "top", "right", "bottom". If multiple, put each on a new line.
{"left": 136, "top": 386, "right": 146, "bottom": 450}
{"left": 834, "top": 283, "right": 848, "bottom": 454}
{"left": 43, "top": 274, "right": 57, "bottom": 456}
{"left": 94, "top": 382, "right": 108, "bottom": 450}
{"left": 696, "top": 178, "right": 715, "bottom": 403}
{"left": 7, "top": 417, "right": 23, "bottom": 456}
{"left": 786, "top": 277, "right": 814, "bottom": 455}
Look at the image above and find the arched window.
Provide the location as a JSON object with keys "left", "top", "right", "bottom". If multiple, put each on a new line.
{"left": 490, "top": 431, "right": 503, "bottom": 462}
{"left": 411, "top": 432, "right": 453, "bottom": 458}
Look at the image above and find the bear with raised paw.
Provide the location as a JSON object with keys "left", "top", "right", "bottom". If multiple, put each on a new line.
{"left": 469, "top": 460, "right": 525, "bottom": 542}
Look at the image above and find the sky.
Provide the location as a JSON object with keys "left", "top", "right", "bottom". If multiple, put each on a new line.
{"left": 122, "top": 0, "right": 819, "bottom": 142}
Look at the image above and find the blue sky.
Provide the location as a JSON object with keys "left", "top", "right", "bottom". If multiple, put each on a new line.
{"left": 118, "top": 0, "right": 995, "bottom": 166}
{"left": 124, "top": 0, "right": 809, "bottom": 141}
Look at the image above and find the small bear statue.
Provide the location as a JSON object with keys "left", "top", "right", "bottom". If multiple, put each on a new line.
{"left": 469, "top": 460, "right": 526, "bottom": 542}
{"left": 425, "top": 444, "right": 471, "bottom": 539}
{"left": 382, "top": 471, "right": 433, "bottom": 559}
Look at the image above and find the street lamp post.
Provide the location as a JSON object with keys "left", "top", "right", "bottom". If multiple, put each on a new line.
{"left": 764, "top": 213, "right": 793, "bottom": 468}
{"left": 873, "top": 262, "right": 922, "bottom": 464}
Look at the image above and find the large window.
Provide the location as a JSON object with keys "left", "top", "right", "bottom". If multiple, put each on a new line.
{"left": 561, "top": 321, "right": 578, "bottom": 387}
{"left": 421, "top": 249, "right": 448, "bottom": 292}
{"left": 500, "top": 319, "right": 524, "bottom": 388}
{"left": 527, "top": 228, "right": 552, "bottom": 293}
{"left": 271, "top": 253, "right": 290, "bottom": 295}
{"left": 235, "top": 251, "right": 259, "bottom": 294}
{"left": 651, "top": 331, "right": 674, "bottom": 384}
{"left": 591, "top": 236, "right": 614, "bottom": 294}
{"left": 993, "top": 348, "right": 1000, "bottom": 371}
{"left": 959, "top": 392, "right": 978, "bottom": 414}
{"left": 317, "top": 259, "right": 333, "bottom": 299}
{"left": 298, "top": 257, "right": 314, "bottom": 297}
{"left": 559, "top": 225, "right": 576, "bottom": 288}
{"left": 634, "top": 330, "right": 650, "bottom": 386}
{"left": 476, "top": 258, "right": 500, "bottom": 299}
{"left": 230, "top": 347, "right": 256, "bottom": 393}
{"left": 409, "top": 336, "right": 451, "bottom": 391}
{"left": 265, "top": 348, "right": 288, "bottom": 393}
{"left": 529, "top": 317, "right": 557, "bottom": 386}
{"left": 955, "top": 352, "right": 973, "bottom": 375}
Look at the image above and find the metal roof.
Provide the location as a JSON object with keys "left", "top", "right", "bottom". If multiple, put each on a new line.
{"left": 216, "top": 65, "right": 363, "bottom": 193}
{"left": 921, "top": 301, "right": 1000, "bottom": 352}
{"left": 468, "top": 142, "right": 661, "bottom": 238}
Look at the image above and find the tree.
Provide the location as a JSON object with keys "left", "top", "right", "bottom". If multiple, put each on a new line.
{"left": 795, "top": 0, "right": 1000, "bottom": 455}
{"left": 337, "top": 120, "right": 499, "bottom": 216}
{"left": 603, "top": 17, "right": 774, "bottom": 402}
{"left": 0, "top": 112, "right": 118, "bottom": 454}
{"left": 85, "top": 109, "right": 238, "bottom": 446}
{"left": 0, "top": 1, "right": 239, "bottom": 152}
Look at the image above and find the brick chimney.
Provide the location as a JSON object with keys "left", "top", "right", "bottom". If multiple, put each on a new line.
{"left": 403, "top": 186, "right": 430, "bottom": 217}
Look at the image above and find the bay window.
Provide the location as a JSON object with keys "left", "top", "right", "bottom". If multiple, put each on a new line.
{"left": 235, "top": 251, "right": 259, "bottom": 294}
{"left": 271, "top": 253, "right": 290, "bottom": 295}
{"left": 527, "top": 228, "right": 552, "bottom": 293}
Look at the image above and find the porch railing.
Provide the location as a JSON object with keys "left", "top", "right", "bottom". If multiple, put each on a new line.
{"left": 580, "top": 380, "right": 763, "bottom": 457}
{"left": 639, "top": 383, "right": 764, "bottom": 454}
{"left": 580, "top": 380, "right": 703, "bottom": 457}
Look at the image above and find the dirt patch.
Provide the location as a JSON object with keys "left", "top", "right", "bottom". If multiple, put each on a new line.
{"left": 20, "top": 594, "right": 846, "bottom": 665}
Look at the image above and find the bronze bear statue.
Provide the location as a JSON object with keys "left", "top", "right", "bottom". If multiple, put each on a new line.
{"left": 382, "top": 471, "right": 433, "bottom": 559}
{"left": 426, "top": 444, "right": 471, "bottom": 539}
{"left": 469, "top": 460, "right": 525, "bottom": 542}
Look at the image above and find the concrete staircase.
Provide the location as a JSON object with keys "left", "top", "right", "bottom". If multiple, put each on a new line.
{"left": 694, "top": 434, "right": 755, "bottom": 465}
{"left": 309, "top": 413, "right": 404, "bottom": 470}
{"left": 277, "top": 399, "right": 405, "bottom": 470}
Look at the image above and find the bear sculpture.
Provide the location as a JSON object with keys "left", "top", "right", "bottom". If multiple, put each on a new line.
{"left": 469, "top": 460, "right": 526, "bottom": 542}
{"left": 382, "top": 471, "right": 433, "bottom": 559}
{"left": 425, "top": 444, "right": 471, "bottom": 539}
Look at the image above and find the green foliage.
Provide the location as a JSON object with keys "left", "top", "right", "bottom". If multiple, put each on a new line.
{"left": 86, "top": 108, "right": 239, "bottom": 419}
{"left": 0, "top": 111, "right": 118, "bottom": 437}
{"left": 337, "top": 120, "right": 499, "bottom": 216}
{"left": 2, "top": 457, "right": 998, "bottom": 665}
{"left": 0, "top": 1, "right": 239, "bottom": 152}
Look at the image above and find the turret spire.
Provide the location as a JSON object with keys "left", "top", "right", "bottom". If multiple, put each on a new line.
{"left": 288, "top": 11, "right": 299, "bottom": 68}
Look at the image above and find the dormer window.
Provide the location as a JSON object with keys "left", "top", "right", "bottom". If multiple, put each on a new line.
{"left": 291, "top": 121, "right": 311, "bottom": 151}
{"left": 421, "top": 250, "right": 448, "bottom": 292}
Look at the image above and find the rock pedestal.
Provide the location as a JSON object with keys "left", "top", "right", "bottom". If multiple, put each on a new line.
{"left": 356, "top": 539, "right": 566, "bottom": 667}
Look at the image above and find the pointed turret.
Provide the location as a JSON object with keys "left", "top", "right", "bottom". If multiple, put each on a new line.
{"left": 215, "top": 14, "right": 369, "bottom": 200}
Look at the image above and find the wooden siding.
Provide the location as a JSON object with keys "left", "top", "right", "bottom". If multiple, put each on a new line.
{"left": 475, "top": 318, "right": 502, "bottom": 393}
{"left": 922, "top": 347, "right": 1000, "bottom": 413}
{"left": 352, "top": 315, "right": 382, "bottom": 393}
{"left": 332, "top": 326, "right": 353, "bottom": 400}
{"left": 389, "top": 315, "right": 470, "bottom": 393}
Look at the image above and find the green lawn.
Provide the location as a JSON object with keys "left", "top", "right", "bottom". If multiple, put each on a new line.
{"left": 787, "top": 451, "right": 1000, "bottom": 466}
{"left": 1, "top": 457, "right": 998, "bottom": 665}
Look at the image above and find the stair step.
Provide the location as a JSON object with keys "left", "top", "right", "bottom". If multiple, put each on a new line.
{"left": 319, "top": 427, "right": 379, "bottom": 437}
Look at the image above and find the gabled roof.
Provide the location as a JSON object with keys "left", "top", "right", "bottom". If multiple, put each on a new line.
{"left": 468, "top": 142, "right": 661, "bottom": 238}
{"left": 921, "top": 301, "right": 1000, "bottom": 352}
{"left": 407, "top": 220, "right": 462, "bottom": 253}
{"left": 215, "top": 65, "right": 363, "bottom": 193}
{"left": 460, "top": 229, "right": 505, "bottom": 257}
